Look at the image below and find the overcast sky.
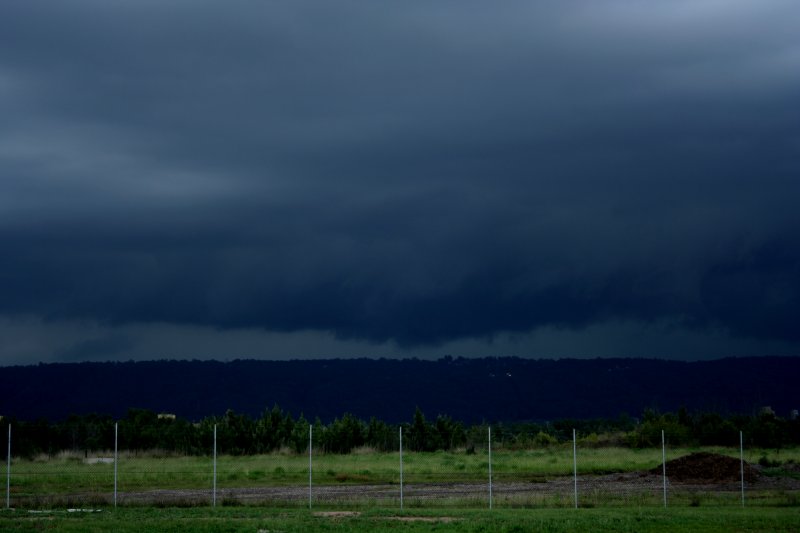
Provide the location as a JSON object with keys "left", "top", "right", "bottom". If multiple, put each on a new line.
{"left": 1, "top": 1, "right": 799, "bottom": 365}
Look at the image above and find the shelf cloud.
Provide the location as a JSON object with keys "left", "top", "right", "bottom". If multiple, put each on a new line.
{"left": 1, "top": 1, "right": 799, "bottom": 363}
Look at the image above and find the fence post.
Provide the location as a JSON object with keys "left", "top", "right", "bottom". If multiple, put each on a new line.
{"left": 662, "top": 429, "right": 667, "bottom": 508}
{"left": 488, "top": 426, "right": 493, "bottom": 510}
{"left": 114, "top": 422, "right": 118, "bottom": 508}
{"left": 5, "top": 424, "right": 10, "bottom": 510}
{"left": 212, "top": 424, "right": 217, "bottom": 508}
{"left": 399, "top": 426, "right": 404, "bottom": 510}
{"left": 572, "top": 428, "right": 577, "bottom": 509}
{"left": 308, "top": 424, "right": 313, "bottom": 510}
{"left": 740, "top": 430, "right": 745, "bottom": 507}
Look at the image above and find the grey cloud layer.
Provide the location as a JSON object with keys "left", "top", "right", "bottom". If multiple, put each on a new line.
{"left": 1, "top": 1, "right": 799, "bottom": 354}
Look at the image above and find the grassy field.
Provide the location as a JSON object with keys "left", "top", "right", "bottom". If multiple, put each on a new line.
{"left": 9, "top": 446, "right": 800, "bottom": 488}
{"left": 2, "top": 506, "right": 800, "bottom": 532}
{"left": 5, "top": 446, "right": 799, "bottom": 509}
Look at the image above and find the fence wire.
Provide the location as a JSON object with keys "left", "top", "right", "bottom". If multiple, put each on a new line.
{"left": 3, "top": 425, "right": 799, "bottom": 509}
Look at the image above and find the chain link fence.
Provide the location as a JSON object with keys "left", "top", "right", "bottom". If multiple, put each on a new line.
{"left": 4, "top": 424, "right": 798, "bottom": 509}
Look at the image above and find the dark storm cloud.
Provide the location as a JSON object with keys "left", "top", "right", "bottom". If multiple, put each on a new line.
{"left": 1, "top": 0, "right": 800, "bottom": 357}
{"left": 55, "top": 334, "right": 137, "bottom": 362}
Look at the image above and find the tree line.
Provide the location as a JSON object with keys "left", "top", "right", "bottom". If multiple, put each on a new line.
{"left": 2, "top": 406, "right": 798, "bottom": 458}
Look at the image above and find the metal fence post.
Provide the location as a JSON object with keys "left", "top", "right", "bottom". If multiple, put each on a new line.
{"left": 740, "top": 430, "right": 745, "bottom": 507}
{"left": 662, "top": 429, "right": 667, "bottom": 508}
{"left": 399, "top": 426, "right": 404, "bottom": 510}
{"left": 572, "top": 428, "right": 578, "bottom": 509}
{"left": 114, "top": 422, "right": 118, "bottom": 508}
{"left": 5, "top": 424, "right": 10, "bottom": 510}
{"left": 308, "top": 424, "right": 313, "bottom": 510}
{"left": 213, "top": 424, "right": 217, "bottom": 507}
{"left": 488, "top": 426, "right": 493, "bottom": 510}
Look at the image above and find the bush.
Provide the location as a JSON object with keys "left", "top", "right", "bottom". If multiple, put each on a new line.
{"left": 759, "top": 455, "right": 781, "bottom": 468}
{"left": 534, "top": 431, "right": 558, "bottom": 447}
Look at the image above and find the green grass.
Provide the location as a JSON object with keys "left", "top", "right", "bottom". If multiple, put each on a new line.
{"left": 10, "top": 446, "right": 800, "bottom": 486}
{"left": 2, "top": 506, "right": 800, "bottom": 532}
{"left": 5, "top": 446, "right": 799, "bottom": 507}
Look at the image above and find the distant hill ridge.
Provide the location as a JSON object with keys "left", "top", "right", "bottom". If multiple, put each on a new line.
{"left": 1, "top": 356, "right": 798, "bottom": 422}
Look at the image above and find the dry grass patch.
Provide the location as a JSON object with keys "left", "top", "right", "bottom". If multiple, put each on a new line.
{"left": 312, "top": 511, "right": 361, "bottom": 518}
{"left": 384, "top": 516, "right": 460, "bottom": 522}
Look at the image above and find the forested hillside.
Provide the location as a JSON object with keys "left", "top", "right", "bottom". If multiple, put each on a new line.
{"left": 1, "top": 356, "right": 798, "bottom": 422}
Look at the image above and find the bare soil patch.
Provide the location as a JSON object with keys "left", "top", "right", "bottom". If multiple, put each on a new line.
{"left": 650, "top": 452, "right": 759, "bottom": 483}
{"left": 385, "top": 516, "right": 460, "bottom": 522}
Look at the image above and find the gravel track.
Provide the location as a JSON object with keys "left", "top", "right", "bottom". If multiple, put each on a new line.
{"left": 109, "top": 472, "right": 799, "bottom": 505}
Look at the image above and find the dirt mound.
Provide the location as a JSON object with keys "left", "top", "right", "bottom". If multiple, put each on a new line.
{"left": 650, "top": 452, "right": 759, "bottom": 483}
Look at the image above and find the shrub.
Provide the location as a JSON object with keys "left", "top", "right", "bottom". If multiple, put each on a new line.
{"left": 534, "top": 431, "right": 557, "bottom": 447}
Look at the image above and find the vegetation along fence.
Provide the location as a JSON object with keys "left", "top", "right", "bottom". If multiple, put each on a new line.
{"left": 3, "top": 419, "right": 799, "bottom": 510}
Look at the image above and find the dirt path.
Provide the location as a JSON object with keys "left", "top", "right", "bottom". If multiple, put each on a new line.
{"left": 110, "top": 472, "right": 799, "bottom": 505}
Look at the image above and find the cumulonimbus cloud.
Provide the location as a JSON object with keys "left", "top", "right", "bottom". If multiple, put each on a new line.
{"left": 1, "top": 1, "right": 799, "bottom": 356}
